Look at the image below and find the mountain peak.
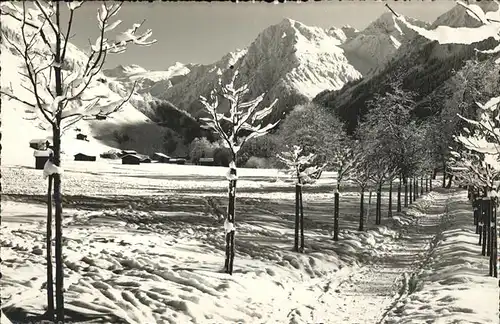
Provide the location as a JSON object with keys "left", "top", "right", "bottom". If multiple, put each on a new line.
{"left": 431, "top": 2, "right": 500, "bottom": 28}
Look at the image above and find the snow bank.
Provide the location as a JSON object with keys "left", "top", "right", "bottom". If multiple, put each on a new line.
{"left": 384, "top": 190, "right": 499, "bottom": 324}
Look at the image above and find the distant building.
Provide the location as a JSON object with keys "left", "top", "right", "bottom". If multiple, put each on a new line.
{"left": 168, "top": 158, "right": 186, "bottom": 165}
{"left": 138, "top": 155, "right": 152, "bottom": 163}
{"left": 33, "top": 149, "right": 53, "bottom": 169}
{"left": 74, "top": 153, "right": 96, "bottom": 161}
{"left": 198, "top": 157, "right": 215, "bottom": 166}
{"left": 29, "top": 139, "right": 51, "bottom": 150}
{"left": 120, "top": 149, "right": 137, "bottom": 157}
{"left": 76, "top": 133, "right": 88, "bottom": 141}
{"left": 153, "top": 152, "right": 170, "bottom": 163}
{"left": 121, "top": 154, "right": 141, "bottom": 165}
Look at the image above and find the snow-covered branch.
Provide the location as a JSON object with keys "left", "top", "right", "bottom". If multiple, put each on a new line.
{"left": 200, "top": 69, "right": 280, "bottom": 159}
{"left": 277, "top": 145, "right": 326, "bottom": 186}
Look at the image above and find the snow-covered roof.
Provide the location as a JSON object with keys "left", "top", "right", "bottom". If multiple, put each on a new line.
{"left": 121, "top": 154, "right": 141, "bottom": 159}
{"left": 30, "top": 138, "right": 50, "bottom": 143}
{"left": 74, "top": 153, "right": 96, "bottom": 157}
{"left": 154, "top": 152, "right": 170, "bottom": 158}
{"left": 33, "top": 149, "right": 53, "bottom": 157}
{"left": 122, "top": 150, "right": 138, "bottom": 154}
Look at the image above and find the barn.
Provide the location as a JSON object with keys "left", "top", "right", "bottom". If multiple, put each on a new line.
{"left": 153, "top": 152, "right": 170, "bottom": 163}
{"left": 33, "top": 149, "right": 53, "bottom": 169}
{"left": 122, "top": 154, "right": 141, "bottom": 165}
{"left": 198, "top": 157, "right": 215, "bottom": 166}
{"left": 74, "top": 153, "right": 96, "bottom": 161}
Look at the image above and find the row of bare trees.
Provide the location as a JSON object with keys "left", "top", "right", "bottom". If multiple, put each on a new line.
{"left": 388, "top": 1, "right": 500, "bottom": 279}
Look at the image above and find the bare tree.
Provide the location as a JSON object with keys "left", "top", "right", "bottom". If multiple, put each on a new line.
{"left": 278, "top": 145, "right": 325, "bottom": 252}
{"left": 329, "top": 140, "right": 359, "bottom": 240}
{"left": 199, "top": 69, "right": 279, "bottom": 275}
{"left": 0, "top": 1, "right": 156, "bottom": 321}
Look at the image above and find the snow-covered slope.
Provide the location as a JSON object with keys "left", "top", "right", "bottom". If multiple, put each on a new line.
{"left": 142, "top": 18, "right": 362, "bottom": 120}
{"left": 340, "top": 13, "right": 429, "bottom": 76}
{"left": 0, "top": 14, "right": 171, "bottom": 165}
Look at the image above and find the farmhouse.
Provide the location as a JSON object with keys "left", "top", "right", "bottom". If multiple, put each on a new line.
{"left": 74, "top": 153, "right": 96, "bottom": 162}
{"left": 153, "top": 152, "right": 170, "bottom": 163}
{"left": 122, "top": 154, "right": 141, "bottom": 165}
{"left": 198, "top": 157, "right": 215, "bottom": 166}
{"left": 76, "top": 133, "right": 88, "bottom": 141}
{"left": 33, "top": 149, "right": 53, "bottom": 169}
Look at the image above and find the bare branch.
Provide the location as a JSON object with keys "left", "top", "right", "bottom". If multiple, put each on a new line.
{"left": 0, "top": 91, "right": 36, "bottom": 107}
{"left": 61, "top": 7, "right": 74, "bottom": 61}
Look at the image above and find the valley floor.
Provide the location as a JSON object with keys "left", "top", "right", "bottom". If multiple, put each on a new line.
{"left": 1, "top": 163, "right": 498, "bottom": 324}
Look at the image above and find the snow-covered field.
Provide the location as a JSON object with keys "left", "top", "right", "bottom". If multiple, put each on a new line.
{"left": 1, "top": 159, "right": 498, "bottom": 323}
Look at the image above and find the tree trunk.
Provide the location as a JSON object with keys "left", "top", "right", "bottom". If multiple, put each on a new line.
{"left": 376, "top": 183, "right": 382, "bottom": 225}
{"left": 359, "top": 190, "right": 364, "bottom": 231}
{"left": 442, "top": 162, "right": 447, "bottom": 188}
{"left": 409, "top": 179, "right": 413, "bottom": 204}
{"left": 446, "top": 174, "right": 453, "bottom": 189}
{"left": 425, "top": 177, "right": 429, "bottom": 193}
{"left": 478, "top": 197, "right": 484, "bottom": 245}
{"left": 430, "top": 174, "right": 433, "bottom": 191}
{"left": 413, "top": 178, "right": 417, "bottom": 201}
{"left": 333, "top": 189, "right": 340, "bottom": 241}
{"left": 482, "top": 199, "right": 488, "bottom": 256}
{"left": 432, "top": 168, "right": 438, "bottom": 180}
{"left": 486, "top": 199, "right": 492, "bottom": 257}
{"left": 53, "top": 137, "right": 64, "bottom": 322}
{"left": 404, "top": 181, "right": 408, "bottom": 207}
{"left": 54, "top": 4, "right": 65, "bottom": 321}
{"left": 420, "top": 177, "right": 424, "bottom": 196}
{"left": 294, "top": 184, "right": 300, "bottom": 251}
{"left": 388, "top": 180, "right": 393, "bottom": 218}
{"left": 226, "top": 178, "right": 237, "bottom": 275}
{"left": 397, "top": 180, "right": 402, "bottom": 212}
{"left": 46, "top": 175, "right": 54, "bottom": 320}
{"left": 491, "top": 199, "right": 498, "bottom": 277}
{"left": 416, "top": 178, "right": 419, "bottom": 199}
{"left": 299, "top": 187, "right": 304, "bottom": 253}
{"left": 367, "top": 191, "right": 372, "bottom": 224}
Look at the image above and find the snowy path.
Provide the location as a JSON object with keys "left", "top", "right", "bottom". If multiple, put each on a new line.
{"left": 271, "top": 190, "right": 453, "bottom": 324}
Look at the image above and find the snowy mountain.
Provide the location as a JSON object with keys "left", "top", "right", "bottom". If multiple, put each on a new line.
{"left": 0, "top": 13, "right": 180, "bottom": 164}
{"left": 105, "top": 14, "right": 433, "bottom": 123}
{"left": 314, "top": 2, "right": 500, "bottom": 133}
{"left": 339, "top": 13, "right": 430, "bottom": 76}
{"left": 131, "top": 18, "right": 363, "bottom": 121}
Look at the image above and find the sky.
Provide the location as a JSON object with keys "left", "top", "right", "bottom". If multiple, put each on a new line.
{"left": 65, "top": 1, "right": 457, "bottom": 71}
